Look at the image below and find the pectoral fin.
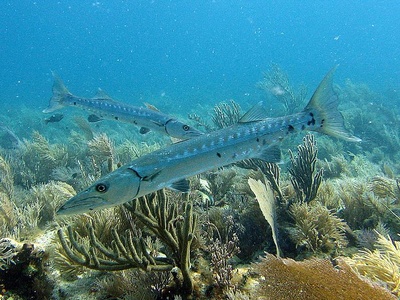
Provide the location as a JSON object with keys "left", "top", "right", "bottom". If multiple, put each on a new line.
{"left": 256, "top": 145, "right": 281, "bottom": 163}
{"left": 169, "top": 179, "right": 190, "bottom": 193}
{"left": 140, "top": 127, "right": 151, "bottom": 134}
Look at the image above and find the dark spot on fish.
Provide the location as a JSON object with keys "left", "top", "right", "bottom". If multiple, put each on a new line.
{"left": 87, "top": 114, "right": 103, "bottom": 122}
{"left": 73, "top": 102, "right": 77, "bottom": 105}
{"left": 217, "top": 152, "right": 222, "bottom": 158}
{"left": 114, "top": 116, "right": 119, "bottom": 120}
{"left": 320, "top": 119, "right": 325, "bottom": 127}
{"left": 72, "top": 173, "right": 78, "bottom": 179}
{"left": 307, "top": 112, "right": 316, "bottom": 126}
{"left": 287, "top": 125, "right": 294, "bottom": 133}
{"left": 256, "top": 138, "right": 260, "bottom": 142}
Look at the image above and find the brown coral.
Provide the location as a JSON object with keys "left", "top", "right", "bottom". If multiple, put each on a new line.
{"left": 252, "top": 254, "right": 396, "bottom": 300}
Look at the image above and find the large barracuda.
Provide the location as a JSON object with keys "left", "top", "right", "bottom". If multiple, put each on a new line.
{"left": 57, "top": 67, "right": 361, "bottom": 215}
{"left": 43, "top": 76, "right": 203, "bottom": 140}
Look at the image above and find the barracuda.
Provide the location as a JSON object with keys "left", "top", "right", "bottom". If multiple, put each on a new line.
{"left": 43, "top": 75, "right": 203, "bottom": 140}
{"left": 57, "top": 67, "right": 361, "bottom": 215}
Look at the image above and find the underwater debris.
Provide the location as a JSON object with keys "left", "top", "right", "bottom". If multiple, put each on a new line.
{"left": 289, "top": 134, "right": 323, "bottom": 203}
{"left": 248, "top": 178, "right": 281, "bottom": 257}
{"left": 252, "top": 254, "right": 396, "bottom": 300}
{"left": 57, "top": 189, "right": 197, "bottom": 297}
{"left": 257, "top": 63, "right": 307, "bottom": 114}
{"left": 289, "top": 201, "right": 348, "bottom": 254}
{"left": 346, "top": 232, "right": 400, "bottom": 296}
{"left": 211, "top": 99, "right": 242, "bottom": 129}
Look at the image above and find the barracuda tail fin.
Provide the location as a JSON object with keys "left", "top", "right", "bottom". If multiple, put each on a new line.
{"left": 43, "top": 73, "right": 71, "bottom": 113}
{"left": 304, "top": 66, "right": 361, "bottom": 142}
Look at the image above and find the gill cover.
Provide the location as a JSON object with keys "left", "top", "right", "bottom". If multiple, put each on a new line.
{"left": 164, "top": 119, "right": 203, "bottom": 139}
{"left": 57, "top": 167, "right": 142, "bottom": 215}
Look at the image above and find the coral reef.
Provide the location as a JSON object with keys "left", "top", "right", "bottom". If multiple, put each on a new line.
{"left": 251, "top": 254, "right": 396, "bottom": 300}
{"left": 203, "top": 215, "right": 240, "bottom": 293}
{"left": 288, "top": 202, "right": 348, "bottom": 255}
{"left": 256, "top": 63, "right": 307, "bottom": 114}
{"left": 211, "top": 100, "right": 242, "bottom": 129}
{"left": 289, "top": 134, "right": 323, "bottom": 203}
{"left": 1, "top": 65, "right": 399, "bottom": 298}
{"left": 345, "top": 232, "right": 400, "bottom": 296}
{"left": 57, "top": 189, "right": 197, "bottom": 298}
{"left": 0, "top": 238, "right": 53, "bottom": 299}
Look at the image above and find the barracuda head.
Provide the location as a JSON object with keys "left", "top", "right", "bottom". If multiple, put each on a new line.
{"left": 165, "top": 119, "right": 203, "bottom": 139}
{"left": 57, "top": 167, "right": 141, "bottom": 215}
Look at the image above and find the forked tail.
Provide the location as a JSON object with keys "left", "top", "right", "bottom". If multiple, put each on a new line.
{"left": 304, "top": 66, "right": 361, "bottom": 142}
{"left": 43, "top": 73, "right": 71, "bottom": 113}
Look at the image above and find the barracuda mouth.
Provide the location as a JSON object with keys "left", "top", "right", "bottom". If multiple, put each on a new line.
{"left": 56, "top": 196, "right": 106, "bottom": 215}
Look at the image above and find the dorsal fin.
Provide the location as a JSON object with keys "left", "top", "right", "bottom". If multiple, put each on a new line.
{"left": 144, "top": 102, "right": 160, "bottom": 112}
{"left": 239, "top": 102, "right": 270, "bottom": 123}
{"left": 93, "top": 88, "right": 114, "bottom": 101}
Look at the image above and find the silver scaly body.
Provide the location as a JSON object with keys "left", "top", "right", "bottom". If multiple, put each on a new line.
{"left": 43, "top": 75, "right": 203, "bottom": 140}
{"left": 57, "top": 67, "right": 361, "bottom": 215}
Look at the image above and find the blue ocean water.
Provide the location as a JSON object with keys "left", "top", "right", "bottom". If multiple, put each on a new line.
{"left": 0, "top": 1, "right": 399, "bottom": 113}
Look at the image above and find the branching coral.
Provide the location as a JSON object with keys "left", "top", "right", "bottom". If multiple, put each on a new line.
{"left": 289, "top": 202, "right": 348, "bottom": 254}
{"left": 201, "top": 169, "right": 238, "bottom": 204}
{"left": 289, "top": 134, "right": 323, "bottom": 203}
{"left": 346, "top": 232, "right": 400, "bottom": 295}
{"left": 204, "top": 215, "right": 240, "bottom": 292}
{"left": 29, "top": 181, "right": 76, "bottom": 226}
{"left": 0, "top": 238, "right": 20, "bottom": 270}
{"left": 0, "top": 155, "right": 16, "bottom": 232}
{"left": 252, "top": 254, "right": 396, "bottom": 300}
{"left": 16, "top": 131, "right": 69, "bottom": 186}
{"left": 95, "top": 269, "right": 173, "bottom": 299}
{"left": 238, "top": 159, "right": 283, "bottom": 203}
{"left": 87, "top": 133, "right": 115, "bottom": 173}
{"left": 257, "top": 63, "right": 307, "bottom": 114}
{"left": 211, "top": 100, "right": 242, "bottom": 129}
{"left": 57, "top": 190, "right": 198, "bottom": 297}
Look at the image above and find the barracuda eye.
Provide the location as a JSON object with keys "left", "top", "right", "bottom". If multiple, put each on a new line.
{"left": 95, "top": 183, "right": 108, "bottom": 193}
{"left": 183, "top": 125, "right": 190, "bottom": 131}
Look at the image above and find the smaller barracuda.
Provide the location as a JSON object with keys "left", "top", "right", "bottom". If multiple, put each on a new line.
{"left": 57, "top": 67, "right": 361, "bottom": 215}
{"left": 43, "top": 75, "right": 203, "bottom": 140}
